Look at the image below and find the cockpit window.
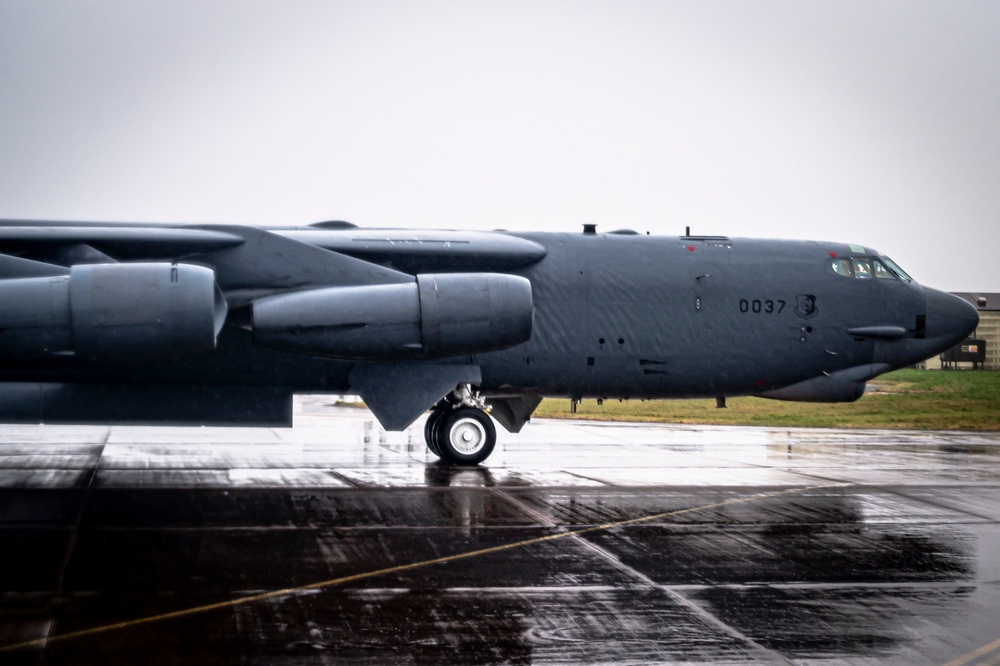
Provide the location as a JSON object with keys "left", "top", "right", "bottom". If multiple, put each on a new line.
{"left": 873, "top": 259, "right": 894, "bottom": 280}
{"left": 831, "top": 256, "right": 911, "bottom": 282}
{"left": 880, "top": 256, "right": 913, "bottom": 283}
{"left": 832, "top": 258, "right": 852, "bottom": 277}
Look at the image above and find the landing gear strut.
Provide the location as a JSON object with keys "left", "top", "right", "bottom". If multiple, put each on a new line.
{"left": 425, "top": 387, "right": 497, "bottom": 465}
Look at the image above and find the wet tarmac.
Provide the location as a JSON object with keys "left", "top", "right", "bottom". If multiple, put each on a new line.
{"left": 1, "top": 397, "right": 1000, "bottom": 664}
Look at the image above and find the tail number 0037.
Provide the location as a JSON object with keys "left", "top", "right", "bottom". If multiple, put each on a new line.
{"left": 739, "top": 299, "right": 786, "bottom": 314}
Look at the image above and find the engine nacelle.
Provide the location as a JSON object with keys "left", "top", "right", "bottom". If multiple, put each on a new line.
{"left": 0, "top": 263, "right": 226, "bottom": 361}
{"left": 252, "top": 273, "right": 533, "bottom": 359}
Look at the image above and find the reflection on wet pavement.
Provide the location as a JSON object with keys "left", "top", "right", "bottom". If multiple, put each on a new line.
{"left": 0, "top": 401, "right": 999, "bottom": 664}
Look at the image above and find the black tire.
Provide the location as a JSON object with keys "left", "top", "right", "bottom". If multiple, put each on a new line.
{"left": 435, "top": 407, "right": 496, "bottom": 465}
{"left": 424, "top": 409, "right": 446, "bottom": 456}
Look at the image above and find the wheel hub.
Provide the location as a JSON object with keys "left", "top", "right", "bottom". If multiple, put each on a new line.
{"left": 450, "top": 418, "right": 486, "bottom": 454}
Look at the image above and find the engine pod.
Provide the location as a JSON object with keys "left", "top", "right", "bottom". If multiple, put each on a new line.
{"left": 0, "top": 263, "right": 225, "bottom": 361}
{"left": 70, "top": 263, "right": 225, "bottom": 359}
{"left": 252, "top": 273, "right": 533, "bottom": 359}
{"left": 417, "top": 273, "right": 533, "bottom": 354}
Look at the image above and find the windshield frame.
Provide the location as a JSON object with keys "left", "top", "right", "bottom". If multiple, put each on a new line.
{"left": 879, "top": 256, "right": 913, "bottom": 283}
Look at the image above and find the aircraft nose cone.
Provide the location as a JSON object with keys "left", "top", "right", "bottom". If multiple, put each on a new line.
{"left": 924, "top": 288, "right": 979, "bottom": 349}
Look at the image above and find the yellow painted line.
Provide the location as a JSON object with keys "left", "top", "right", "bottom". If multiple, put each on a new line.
{"left": 0, "top": 483, "right": 845, "bottom": 654}
{"left": 944, "top": 636, "right": 1000, "bottom": 666}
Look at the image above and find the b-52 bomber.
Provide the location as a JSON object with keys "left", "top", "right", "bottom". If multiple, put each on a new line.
{"left": 0, "top": 219, "right": 979, "bottom": 464}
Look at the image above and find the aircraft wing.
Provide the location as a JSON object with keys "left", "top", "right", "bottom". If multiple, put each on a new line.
{"left": 0, "top": 221, "right": 542, "bottom": 432}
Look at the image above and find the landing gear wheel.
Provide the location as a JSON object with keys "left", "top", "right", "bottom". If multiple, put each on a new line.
{"left": 435, "top": 407, "right": 496, "bottom": 465}
{"left": 424, "top": 409, "right": 446, "bottom": 456}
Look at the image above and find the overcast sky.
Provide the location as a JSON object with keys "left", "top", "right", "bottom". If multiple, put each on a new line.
{"left": 1, "top": 1, "right": 997, "bottom": 290}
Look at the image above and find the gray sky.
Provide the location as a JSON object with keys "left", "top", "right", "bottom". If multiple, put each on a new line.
{"left": 1, "top": 1, "right": 997, "bottom": 291}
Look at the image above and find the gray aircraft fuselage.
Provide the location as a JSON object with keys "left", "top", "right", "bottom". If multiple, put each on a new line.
{"left": 0, "top": 222, "right": 979, "bottom": 461}
{"left": 476, "top": 232, "right": 968, "bottom": 400}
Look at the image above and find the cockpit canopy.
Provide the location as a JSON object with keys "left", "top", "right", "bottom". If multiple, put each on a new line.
{"left": 831, "top": 256, "right": 912, "bottom": 283}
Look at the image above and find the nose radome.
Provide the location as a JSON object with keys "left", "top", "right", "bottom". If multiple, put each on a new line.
{"left": 924, "top": 288, "right": 979, "bottom": 349}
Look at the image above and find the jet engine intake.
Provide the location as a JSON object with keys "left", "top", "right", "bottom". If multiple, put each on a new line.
{"left": 0, "top": 263, "right": 226, "bottom": 361}
{"left": 252, "top": 273, "right": 533, "bottom": 359}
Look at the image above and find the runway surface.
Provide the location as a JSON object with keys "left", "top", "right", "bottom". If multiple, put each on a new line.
{"left": 1, "top": 397, "right": 1000, "bottom": 664}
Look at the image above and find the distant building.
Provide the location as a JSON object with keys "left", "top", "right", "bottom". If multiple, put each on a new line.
{"left": 946, "top": 293, "right": 1000, "bottom": 370}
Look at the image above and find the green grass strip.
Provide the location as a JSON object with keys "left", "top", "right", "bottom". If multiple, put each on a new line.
{"left": 535, "top": 369, "right": 1000, "bottom": 430}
